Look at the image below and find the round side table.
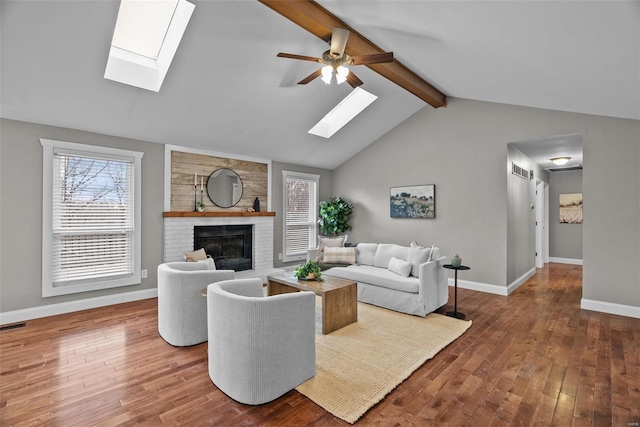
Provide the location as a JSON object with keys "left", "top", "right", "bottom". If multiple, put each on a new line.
{"left": 443, "top": 264, "right": 470, "bottom": 320}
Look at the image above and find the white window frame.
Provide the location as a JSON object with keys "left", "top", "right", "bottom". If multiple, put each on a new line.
{"left": 41, "top": 139, "right": 143, "bottom": 297}
{"left": 282, "top": 171, "right": 320, "bottom": 263}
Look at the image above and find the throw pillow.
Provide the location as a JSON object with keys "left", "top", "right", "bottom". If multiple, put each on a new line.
{"left": 408, "top": 241, "right": 432, "bottom": 278}
{"left": 356, "top": 243, "right": 378, "bottom": 265}
{"left": 428, "top": 244, "right": 436, "bottom": 262}
{"left": 322, "top": 247, "right": 357, "bottom": 265}
{"left": 373, "top": 243, "right": 409, "bottom": 269}
{"left": 388, "top": 256, "right": 412, "bottom": 277}
{"left": 184, "top": 248, "right": 207, "bottom": 262}
{"left": 318, "top": 235, "right": 347, "bottom": 248}
{"left": 316, "top": 235, "right": 347, "bottom": 262}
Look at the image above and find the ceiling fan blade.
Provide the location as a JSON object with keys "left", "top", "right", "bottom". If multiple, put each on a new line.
{"left": 346, "top": 71, "right": 364, "bottom": 88}
{"left": 330, "top": 27, "right": 349, "bottom": 57}
{"left": 349, "top": 52, "right": 394, "bottom": 65}
{"left": 277, "top": 52, "right": 323, "bottom": 63}
{"left": 298, "top": 69, "right": 323, "bottom": 85}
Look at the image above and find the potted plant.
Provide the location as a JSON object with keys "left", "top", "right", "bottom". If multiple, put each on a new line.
{"left": 294, "top": 261, "right": 323, "bottom": 281}
{"left": 318, "top": 197, "right": 353, "bottom": 237}
{"left": 196, "top": 201, "right": 205, "bottom": 212}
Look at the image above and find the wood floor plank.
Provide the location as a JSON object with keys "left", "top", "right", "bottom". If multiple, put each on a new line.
{"left": 2, "top": 263, "right": 639, "bottom": 426}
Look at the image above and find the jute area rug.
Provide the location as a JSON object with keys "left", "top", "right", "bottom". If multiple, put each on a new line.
{"left": 296, "top": 298, "right": 472, "bottom": 424}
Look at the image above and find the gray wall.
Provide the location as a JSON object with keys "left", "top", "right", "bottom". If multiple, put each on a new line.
{"left": 0, "top": 119, "right": 165, "bottom": 312}
{"left": 549, "top": 170, "right": 583, "bottom": 260}
{"left": 333, "top": 97, "right": 640, "bottom": 309}
{"left": 583, "top": 121, "right": 640, "bottom": 305}
{"left": 270, "top": 161, "right": 333, "bottom": 269}
{"left": 506, "top": 145, "right": 550, "bottom": 284}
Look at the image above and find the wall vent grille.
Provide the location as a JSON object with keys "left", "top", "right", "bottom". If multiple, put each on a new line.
{"left": 0, "top": 322, "right": 26, "bottom": 331}
{"left": 511, "top": 162, "right": 529, "bottom": 180}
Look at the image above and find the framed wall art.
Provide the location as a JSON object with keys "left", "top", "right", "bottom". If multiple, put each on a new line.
{"left": 559, "top": 193, "right": 583, "bottom": 224}
{"left": 390, "top": 184, "right": 435, "bottom": 218}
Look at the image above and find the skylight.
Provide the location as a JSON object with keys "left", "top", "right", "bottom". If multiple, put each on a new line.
{"left": 308, "top": 87, "right": 378, "bottom": 138}
{"left": 104, "top": 0, "right": 195, "bottom": 92}
{"left": 111, "top": 0, "right": 178, "bottom": 60}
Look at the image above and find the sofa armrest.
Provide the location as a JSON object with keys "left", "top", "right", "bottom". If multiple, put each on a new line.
{"left": 417, "top": 256, "right": 448, "bottom": 309}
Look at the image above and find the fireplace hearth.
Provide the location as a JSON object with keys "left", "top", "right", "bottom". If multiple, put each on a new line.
{"left": 194, "top": 225, "right": 253, "bottom": 271}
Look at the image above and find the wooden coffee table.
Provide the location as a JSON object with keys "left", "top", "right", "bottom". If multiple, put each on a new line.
{"left": 267, "top": 272, "right": 357, "bottom": 334}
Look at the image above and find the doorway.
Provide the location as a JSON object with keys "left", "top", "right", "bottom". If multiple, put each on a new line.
{"left": 535, "top": 179, "right": 549, "bottom": 268}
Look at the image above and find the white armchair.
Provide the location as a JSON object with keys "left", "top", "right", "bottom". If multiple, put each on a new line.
{"left": 157, "top": 262, "right": 234, "bottom": 346}
{"left": 207, "top": 278, "right": 316, "bottom": 405}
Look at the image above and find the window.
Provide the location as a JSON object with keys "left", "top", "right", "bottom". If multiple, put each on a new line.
{"left": 282, "top": 171, "right": 319, "bottom": 262}
{"left": 41, "top": 139, "right": 143, "bottom": 297}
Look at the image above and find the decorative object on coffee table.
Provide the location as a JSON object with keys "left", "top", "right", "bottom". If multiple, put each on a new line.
{"left": 390, "top": 184, "right": 435, "bottom": 218}
{"left": 443, "top": 264, "right": 469, "bottom": 320}
{"left": 294, "top": 261, "right": 323, "bottom": 281}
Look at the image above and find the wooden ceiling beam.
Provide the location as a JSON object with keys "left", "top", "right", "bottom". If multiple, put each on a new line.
{"left": 258, "top": 0, "right": 446, "bottom": 108}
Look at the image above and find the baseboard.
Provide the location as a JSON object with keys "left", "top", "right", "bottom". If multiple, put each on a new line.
{"left": 581, "top": 298, "right": 640, "bottom": 319}
{"left": 549, "top": 257, "right": 583, "bottom": 265}
{"left": 0, "top": 288, "right": 158, "bottom": 325}
{"left": 448, "top": 278, "right": 508, "bottom": 296}
{"left": 507, "top": 268, "right": 536, "bottom": 295}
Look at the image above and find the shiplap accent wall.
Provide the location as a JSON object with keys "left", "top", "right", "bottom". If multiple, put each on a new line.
{"left": 171, "top": 151, "right": 268, "bottom": 212}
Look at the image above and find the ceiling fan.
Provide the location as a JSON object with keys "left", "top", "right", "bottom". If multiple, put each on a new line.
{"left": 277, "top": 27, "right": 394, "bottom": 88}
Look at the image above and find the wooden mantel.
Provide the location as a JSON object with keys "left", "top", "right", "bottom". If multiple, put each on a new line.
{"left": 163, "top": 211, "right": 276, "bottom": 218}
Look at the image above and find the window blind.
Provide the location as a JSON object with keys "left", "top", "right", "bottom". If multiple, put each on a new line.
{"left": 52, "top": 151, "right": 135, "bottom": 284}
{"left": 284, "top": 174, "right": 318, "bottom": 260}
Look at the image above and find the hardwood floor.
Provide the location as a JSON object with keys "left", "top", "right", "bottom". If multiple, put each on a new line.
{"left": 1, "top": 263, "right": 638, "bottom": 426}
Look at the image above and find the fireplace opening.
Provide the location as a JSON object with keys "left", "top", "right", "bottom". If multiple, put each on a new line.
{"left": 194, "top": 225, "right": 253, "bottom": 271}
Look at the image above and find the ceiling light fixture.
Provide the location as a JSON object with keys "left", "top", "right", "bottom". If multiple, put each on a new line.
{"left": 336, "top": 65, "right": 350, "bottom": 84}
{"left": 550, "top": 157, "right": 571, "bottom": 166}
{"left": 320, "top": 63, "right": 350, "bottom": 85}
{"left": 321, "top": 65, "right": 333, "bottom": 84}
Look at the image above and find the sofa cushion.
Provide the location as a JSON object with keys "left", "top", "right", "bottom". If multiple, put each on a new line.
{"left": 408, "top": 241, "right": 432, "bottom": 278}
{"left": 322, "top": 247, "right": 357, "bottom": 265}
{"left": 324, "top": 265, "right": 419, "bottom": 294}
{"left": 356, "top": 243, "right": 378, "bottom": 266}
{"left": 373, "top": 244, "right": 409, "bottom": 269}
{"left": 388, "top": 256, "right": 412, "bottom": 277}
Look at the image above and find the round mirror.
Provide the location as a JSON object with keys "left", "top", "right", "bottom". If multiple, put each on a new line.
{"left": 207, "top": 168, "right": 243, "bottom": 208}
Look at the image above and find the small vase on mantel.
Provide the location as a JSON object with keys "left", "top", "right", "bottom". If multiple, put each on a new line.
{"left": 253, "top": 198, "right": 260, "bottom": 212}
{"left": 451, "top": 253, "right": 462, "bottom": 268}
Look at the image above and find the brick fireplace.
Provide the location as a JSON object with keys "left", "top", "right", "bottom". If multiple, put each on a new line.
{"left": 163, "top": 213, "right": 275, "bottom": 271}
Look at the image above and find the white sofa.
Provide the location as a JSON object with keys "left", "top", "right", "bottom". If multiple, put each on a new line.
{"left": 319, "top": 242, "right": 448, "bottom": 317}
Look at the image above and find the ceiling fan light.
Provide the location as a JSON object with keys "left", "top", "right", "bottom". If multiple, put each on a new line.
{"left": 321, "top": 66, "right": 333, "bottom": 84}
{"left": 336, "top": 65, "right": 349, "bottom": 84}
{"left": 550, "top": 157, "right": 571, "bottom": 166}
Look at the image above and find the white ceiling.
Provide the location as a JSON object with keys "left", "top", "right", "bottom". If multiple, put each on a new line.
{"left": 1, "top": 1, "right": 638, "bottom": 170}
{"left": 510, "top": 132, "right": 583, "bottom": 172}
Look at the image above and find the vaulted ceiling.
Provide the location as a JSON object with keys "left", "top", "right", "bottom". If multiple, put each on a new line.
{"left": 1, "top": 1, "right": 638, "bottom": 169}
